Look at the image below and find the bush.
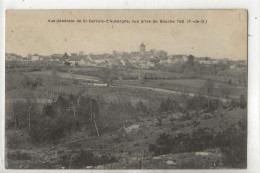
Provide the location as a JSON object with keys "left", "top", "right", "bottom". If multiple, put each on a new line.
{"left": 229, "top": 95, "right": 247, "bottom": 109}
{"left": 28, "top": 93, "right": 103, "bottom": 143}
{"left": 149, "top": 121, "right": 247, "bottom": 168}
{"left": 58, "top": 149, "right": 118, "bottom": 169}
{"left": 185, "top": 95, "right": 220, "bottom": 112}
{"left": 190, "top": 128, "right": 215, "bottom": 151}
{"left": 149, "top": 132, "right": 191, "bottom": 156}
{"left": 159, "top": 97, "right": 182, "bottom": 112}
{"left": 6, "top": 135, "right": 23, "bottom": 149}
{"left": 29, "top": 114, "right": 80, "bottom": 143}
{"left": 24, "top": 76, "right": 42, "bottom": 89}
{"left": 214, "top": 120, "right": 247, "bottom": 168}
{"left": 7, "top": 151, "right": 31, "bottom": 160}
{"left": 136, "top": 100, "right": 148, "bottom": 114}
{"left": 179, "top": 114, "right": 192, "bottom": 121}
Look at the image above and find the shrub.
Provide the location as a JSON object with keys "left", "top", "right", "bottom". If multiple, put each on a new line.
{"left": 159, "top": 97, "right": 182, "bottom": 113}
{"left": 6, "top": 135, "right": 23, "bottom": 149}
{"left": 214, "top": 120, "right": 247, "bottom": 168}
{"left": 149, "top": 132, "right": 191, "bottom": 156}
{"left": 190, "top": 128, "right": 215, "bottom": 151}
{"left": 221, "top": 132, "right": 247, "bottom": 168}
{"left": 24, "top": 76, "right": 41, "bottom": 89}
{"left": 136, "top": 100, "right": 148, "bottom": 114}
{"left": 58, "top": 149, "right": 118, "bottom": 169}
{"left": 229, "top": 95, "right": 247, "bottom": 109}
{"left": 179, "top": 114, "right": 192, "bottom": 121}
{"left": 185, "top": 95, "right": 220, "bottom": 112}
{"left": 29, "top": 93, "right": 103, "bottom": 143}
{"left": 149, "top": 121, "right": 247, "bottom": 168}
{"left": 7, "top": 151, "right": 31, "bottom": 160}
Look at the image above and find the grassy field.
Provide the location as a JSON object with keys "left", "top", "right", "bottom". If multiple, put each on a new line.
{"left": 5, "top": 67, "right": 247, "bottom": 169}
{"left": 114, "top": 78, "right": 246, "bottom": 99}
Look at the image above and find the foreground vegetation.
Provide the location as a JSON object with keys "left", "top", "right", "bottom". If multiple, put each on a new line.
{"left": 5, "top": 64, "right": 247, "bottom": 169}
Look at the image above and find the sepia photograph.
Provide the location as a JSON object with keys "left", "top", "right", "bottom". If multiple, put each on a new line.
{"left": 4, "top": 10, "right": 248, "bottom": 169}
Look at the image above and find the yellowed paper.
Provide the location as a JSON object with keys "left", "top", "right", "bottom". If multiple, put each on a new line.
{"left": 5, "top": 10, "right": 247, "bottom": 169}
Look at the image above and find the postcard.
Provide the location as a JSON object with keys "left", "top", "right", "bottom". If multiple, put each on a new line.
{"left": 5, "top": 10, "right": 247, "bottom": 169}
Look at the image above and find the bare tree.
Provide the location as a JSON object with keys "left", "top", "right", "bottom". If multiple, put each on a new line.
{"left": 93, "top": 113, "right": 100, "bottom": 137}
{"left": 68, "top": 94, "right": 81, "bottom": 118}
{"left": 203, "top": 79, "right": 215, "bottom": 109}
{"left": 51, "top": 68, "right": 58, "bottom": 85}
{"left": 220, "top": 84, "right": 232, "bottom": 99}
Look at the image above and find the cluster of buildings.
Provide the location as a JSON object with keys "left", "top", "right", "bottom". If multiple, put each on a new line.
{"left": 5, "top": 43, "right": 246, "bottom": 69}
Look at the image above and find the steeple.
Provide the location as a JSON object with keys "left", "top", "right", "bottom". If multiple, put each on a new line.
{"left": 140, "top": 42, "right": 146, "bottom": 54}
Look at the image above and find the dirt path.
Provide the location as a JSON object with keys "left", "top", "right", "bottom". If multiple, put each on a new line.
{"left": 119, "top": 84, "right": 229, "bottom": 102}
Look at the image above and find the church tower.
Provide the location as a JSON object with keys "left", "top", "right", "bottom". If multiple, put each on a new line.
{"left": 140, "top": 42, "right": 146, "bottom": 54}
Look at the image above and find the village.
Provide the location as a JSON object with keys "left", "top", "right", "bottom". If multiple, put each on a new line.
{"left": 5, "top": 42, "right": 246, "bottom": 69}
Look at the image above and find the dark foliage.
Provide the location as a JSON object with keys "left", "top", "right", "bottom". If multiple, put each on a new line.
{"left": 58, "top": 149, "right": 118, "bottom": 169}
{"left": 159, "top": 97, "right": 182, "bottom": 112}
{"left": 149, "top": 120, "right": 247, "bottom": 168}
{"left": 159, "top": 95, "right": 221, "bottom": 114}
{"left": 185, "top": 95, "right": 220, "bottom": 112}
{"left": 28, "top": 93, "right": 102, "bottom": 143}
{"left": 7, "top": 151, "right": 31, "bottom": 160}
{"left": 229, "top": 94, "right": 247, "bottom": 109}
{"left": 136, "top": 100, "right": 148, "bottom": 114}
{"left": 24, "top": 76, "right": 42, "bottom": 89}
{"left": 215, "top": 120, "right": 247, "bottom": 168}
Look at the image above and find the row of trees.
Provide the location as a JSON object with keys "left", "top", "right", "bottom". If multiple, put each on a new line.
{"left": 7, "top": 93, "right": 102, "bottom": 143}
{"left": 159, "top": 94, "right": 246, "bottom": 115}
{"left": 7, "top": 92, "right": 154, "bottom": 143}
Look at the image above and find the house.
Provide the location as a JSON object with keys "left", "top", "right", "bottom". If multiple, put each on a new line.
{"left": 167, "top": 55, "right": 188, "bottom": 64}
{"left": 43, "top": 56, "right": 52, "bottom": 61}
{"left": 39, "top": 56, "right": 46, "bottom": 61}
{"left": 65, "top": 56, "right": 83, "bottom": 66}
{"left": 5, "top": 54, "right": 19, "bottom": 61}
{"left": 31, "top": 54, "right": 40, "bottom": 61}
{"left": 229, "top": 64, "right": 237, "bottom": 69}
{"left": 71, "top": 53, "right": 78, "bottom": 56}
{"left": 199, "top": 59, "right": 218, "bottom": 65}
{"left": 78, "top": 58, "right": 91, "bottom": 66}
{"left": 51, "top": 54, "right": 63, "bottom": 62}
{"left": 22, "top": 57, "right": 29, "bottom": 61}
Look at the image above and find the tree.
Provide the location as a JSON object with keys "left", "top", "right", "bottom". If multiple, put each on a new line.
{"left": 187, "top": 55, "right": 195, "bottom": 67}
{"left": 51, "top": 68, "right": 58, "bottom": 85}
{"left": 26, "top": 101, "right": 33, "bottom": 132}
{"left": 63, "top": 52, "right": 69, "bottom": 58}
{"left": 157, "top": 50, "right": 168, "bottom": 60}
{"left": 150, "top": 57, "right": 160, "bottom": 67}
{"left": 220, "top": 85, "right": 232, "bottom": 99}
{"left": 89, "top": 98, "right": 101, "bottom": 136}
{"left": 149, "top": 49, "right": 157, "bottom": 54}
{"left": 239, "top": 94, "right": 247, "bottom": 109}
{"left": 136, "top": 100, "right": 147, "bottom": 113}
{"left": 202, "top": 79, "right": 215, "bottom": 110}
{"left": 27, "top": 54, "right": 32, "bottom": 60}
{"left": 68, "top": 94, "right": 80, "bottom": 118}
{"left": 170, "top": 117, "right": 175, "bottom": 125}
{"left": 159, "top": 97, "right": 181, "bottom": 112}
{"left": 78, "top": 94, "right": 101, "bottom": 136}
{"left": 154, "top": 112, "right": 164, "bottom": 126}
{"left": 10, "top": 102, "right": 26, "bottom": 128}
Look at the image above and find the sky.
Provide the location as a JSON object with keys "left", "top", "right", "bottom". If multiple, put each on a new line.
{"left": 6, "top": 10, "right": 247, "bottom": 60}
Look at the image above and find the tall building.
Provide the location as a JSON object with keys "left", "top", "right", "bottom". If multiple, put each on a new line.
{"left": 140, "top": 42, "right": 146, "bottom": 54}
